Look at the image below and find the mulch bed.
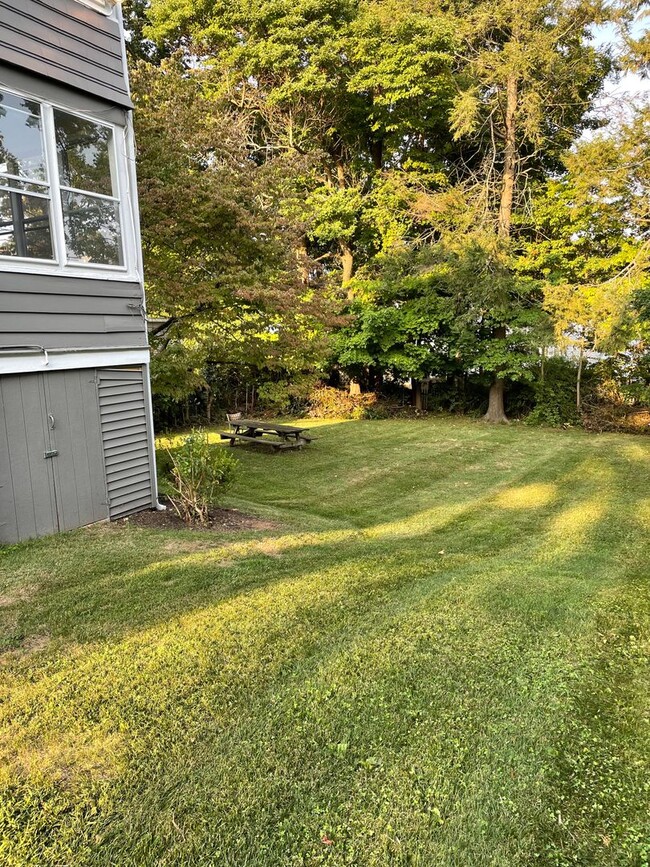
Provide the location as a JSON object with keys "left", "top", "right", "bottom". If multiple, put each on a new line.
{"left": 118, "top": 497, "right": 279, "bottom": 532}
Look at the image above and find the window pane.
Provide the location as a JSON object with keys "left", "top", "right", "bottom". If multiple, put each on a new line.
{"left": 0, "top": 91, "right": 47, "bottom": 182}
{"left": 61, "top": 191, "right": 123, "bottom": 266}
{"left": 54, "top": 110, "right": 114, "bottom": 196}
{"left": 0, "top": 190, "right": 54, "bottom": 259}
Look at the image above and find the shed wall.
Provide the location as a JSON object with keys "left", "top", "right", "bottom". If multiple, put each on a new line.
{"left": 97, "top": 367, "right": 155, "bottom": 518}
{"left": 0, "top": 373, "right": 57, "bottom": 541}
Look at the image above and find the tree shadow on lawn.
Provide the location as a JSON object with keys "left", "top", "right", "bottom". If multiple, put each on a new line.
{"left": 1, "top": 439, "right": 649, "bottom": 865}
{"left": 2, "top": 475, "right": 648, "bottom": 866}
{"left": 221, "top": 418, "right": 590, "bottom": 528}
{"left": 2, "top": 434, "right": 642, "bottom": 651}
{"left": 1, "top": 447, "right": 641, "bottom": 717}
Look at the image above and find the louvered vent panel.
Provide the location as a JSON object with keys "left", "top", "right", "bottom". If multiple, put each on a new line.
{"left": 97, "top": 368, "right": 153, "bottom": 518}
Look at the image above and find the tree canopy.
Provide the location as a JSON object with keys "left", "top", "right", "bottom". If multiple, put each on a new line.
{"left": 124, "top": 0, "right": 650, "bottom": 426}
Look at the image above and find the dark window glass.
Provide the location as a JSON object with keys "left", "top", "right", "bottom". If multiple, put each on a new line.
{"left": 61, "top": 191, "right": 123, "bottom": 266}
{"left": 54, "top": 110, "right": 113, "bottom": 196}
{"left": 0, "top": 190, "right": 53, "bottom": 260}
{"left": 0, "top": 91, "right": 47, "bottom": 183}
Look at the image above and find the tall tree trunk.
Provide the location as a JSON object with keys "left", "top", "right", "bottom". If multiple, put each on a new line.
{"left": 296, "top": 237, "right": 310, "bottom": 286}
{"left": 483, "top": 325, "right": 509, "bottom": 423}
{"left": 483, "top": 377, "right": 508, "bottom": 423}
{"left": 340, "top": 240, "right": 354, "bottom": 292}
{"left": 498, "top": 74, "right": 518, "bottom": 240}
{"left": 413, "top": 379, "right": 423, "bottom": 411}
{"left": 576, "top": 345, "right": 584, "bottom": 412}
{"left": 370, "top": 138, "right": 383, "bottom": 170}
{"left": 485, "top": 74, "right": 518, "bottom": 422}
{"left": 329, "top": 157, "right": 356, "bottom": 295}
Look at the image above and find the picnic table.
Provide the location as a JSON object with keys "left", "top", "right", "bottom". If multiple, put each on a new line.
{"left": 219, "top": 418, "right": 313, "bottom": 451}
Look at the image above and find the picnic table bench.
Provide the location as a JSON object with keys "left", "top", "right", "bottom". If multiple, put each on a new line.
{"left": 219, "top": 418, "right": 313, "bottom": 451}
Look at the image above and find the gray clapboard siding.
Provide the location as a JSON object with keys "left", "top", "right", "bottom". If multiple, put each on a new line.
{"left": 0, "top": 294, "right": 142, "bottom": 316}
{"left": 0, "top": 65, "right": 127, "bottom": 126}
{"left": 0, "top": 0, "right": 131, "bottom": 108}
{"left": 0, "top": 332, "right": 145, "bottom": 349}
{"left": 2, "top": 313, "right": 143, "bottom": 333}
{"left": 0, "top": 273, "right": 144, "bottom": 298}
{"left": 0, "top": 274, "right": 147, "bottom": 350}
{"left": 97, "top": 367, "right": 154, "bottom": 518}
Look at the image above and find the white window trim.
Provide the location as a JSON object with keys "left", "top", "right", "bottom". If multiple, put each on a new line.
{"left": 72, "top": 0, "right": 119, "bottom": 16}
{"left": 0, "top": 84, "right": 140, "bottom": 282}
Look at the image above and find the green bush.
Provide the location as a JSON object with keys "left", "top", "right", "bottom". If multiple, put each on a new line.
{"left": 308, "top": 386, "right": 380, "bottom": 419}
{"left": 592, "top": 354, "right": 650, "bottom": 407}
{"left": 526, "top": 358, "right": 582, "bottom": 427}
{"left": 256, "top": 376, "right": 318, "bottom": 415}
{"left": 155, "top": 448, "right": 174, "bottom": 485}
{"left": 166, "top": 430, "right": 239, "bottom": 525}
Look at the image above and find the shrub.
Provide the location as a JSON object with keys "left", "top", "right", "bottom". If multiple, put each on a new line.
{"left": 525, "top": 358, "right": 582, "bottom": 427}
{"left": 592, "top": 353, "right": 650, "bottom": 407}
{"left": 166, "top": 430, "right": 239, "bottom": 525}
{"left": 308, "top": 385, "right": 379, "bottom": 419}
{"left": 256, "top": 375, "right": 319, "bottom": 415}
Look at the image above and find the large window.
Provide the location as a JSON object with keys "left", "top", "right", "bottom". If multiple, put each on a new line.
{"left": 54, "top": 111, "right": 123, "bottom": 266}
{"left": 0, "top": 93, "right": 53, "bottom": 260}
{"left": 0, "top": 88, "right": 129, "bottom": 272}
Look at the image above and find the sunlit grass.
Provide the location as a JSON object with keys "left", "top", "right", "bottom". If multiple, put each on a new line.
{"left": 1, "top": 417, "right": 649, "bottom": 866}
{"left": 493, "top": 482, "right": 557, "bottom": 509}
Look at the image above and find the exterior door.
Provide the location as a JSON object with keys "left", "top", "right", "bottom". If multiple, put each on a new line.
{"left": 0, "top": 373, "right": 58, "bottom": 541}
{"left": 0, "top": 370, "right": 108, "bottom": 543}
{"left": 42, "top": 370, "right": 109, "bottom": 532}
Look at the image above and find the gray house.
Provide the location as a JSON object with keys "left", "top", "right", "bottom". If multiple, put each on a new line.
{"left": 0, "top": 0, "right": 159, "bottom": 543}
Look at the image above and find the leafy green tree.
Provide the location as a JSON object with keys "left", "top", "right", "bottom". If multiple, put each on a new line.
{"left": 340, "top": 235, "right": 546, "bottom": 404}
{"left": 131, "top": 59, "right": 330, "bottom": 410}
{"left": 122, "top": 0, "right": 168, "bottom": 62}
{"left": 334, "top": 253, "right": 457, "bottom": 390}
{"left": 133, "top": 0, "right": 644, "bottom": 425}
{"left": 144, "top": 0, "right": 457, "bottom": 287}
{"left": 520, "top": 118, "right": 650, "bottom": 409}
{"left": 447, "top": 0, "right": 613, "bottom": 419}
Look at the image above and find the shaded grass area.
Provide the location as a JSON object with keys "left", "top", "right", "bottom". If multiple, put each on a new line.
{"left": 0, "top": 418, "right": 649, "bottom": 866}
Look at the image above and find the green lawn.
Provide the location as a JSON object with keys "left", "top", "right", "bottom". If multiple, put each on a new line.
{"left": 1, "top": 418, "right": 649, "bottom": 866}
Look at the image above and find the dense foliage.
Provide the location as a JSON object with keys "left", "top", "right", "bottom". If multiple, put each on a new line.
{"left": 124, "top": 0, "right": 649, "bottom": 429}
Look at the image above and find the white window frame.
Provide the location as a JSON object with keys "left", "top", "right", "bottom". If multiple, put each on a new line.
{"left": 72, "top": 0, "right": 118, "bottom": 16}
{"left": 0, "top": 84, "right": 140, "bottom": 282}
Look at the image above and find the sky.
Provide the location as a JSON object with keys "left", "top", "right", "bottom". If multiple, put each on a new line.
{"left": 592, "top": 17, "right": 650, "bottom": 120}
